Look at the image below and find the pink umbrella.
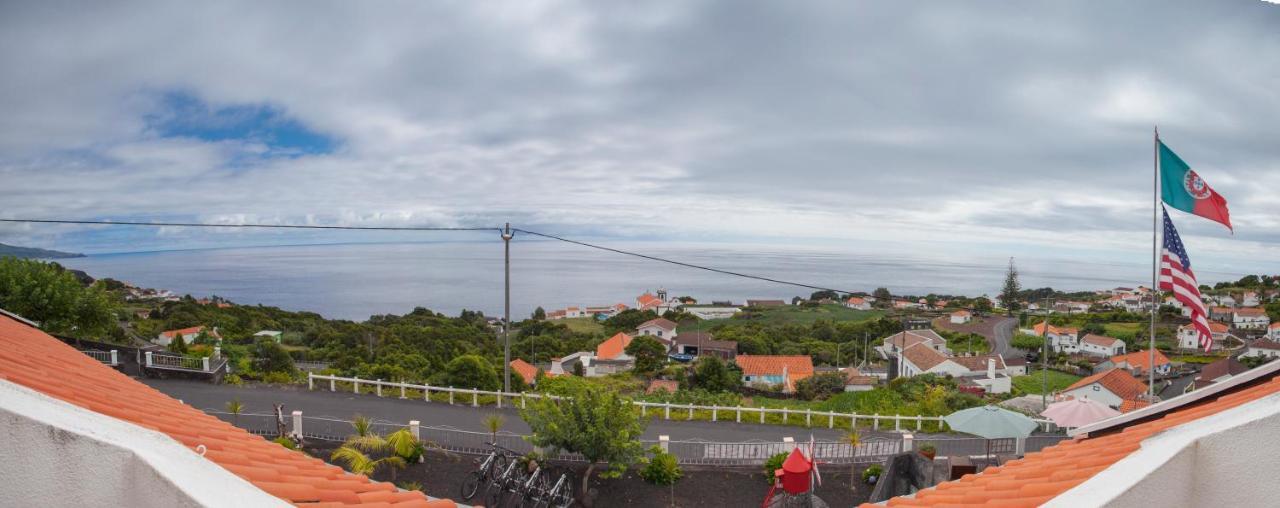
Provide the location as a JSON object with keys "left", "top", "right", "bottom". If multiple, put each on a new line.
{"left": 1041, "top": 397, "right": 1121, "bottom": 428}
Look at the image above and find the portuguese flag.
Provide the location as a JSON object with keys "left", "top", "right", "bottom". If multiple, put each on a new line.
{"left": 1159, "top": 140, "right": 1232, "bottom": 231}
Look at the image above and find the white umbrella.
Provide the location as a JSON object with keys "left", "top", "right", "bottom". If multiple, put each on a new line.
{"left": 1041, "top": 397, "right": 1120, "bottom": 429}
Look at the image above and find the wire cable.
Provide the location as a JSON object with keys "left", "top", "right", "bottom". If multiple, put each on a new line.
{"left": 513, "top": 227, "right": 859, "bottom": 295}
{"left": 0, "top": 218, "right": 500, "bottom": 232}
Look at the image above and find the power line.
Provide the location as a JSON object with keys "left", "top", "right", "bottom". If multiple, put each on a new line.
{"left": 513, "top": 227, "right": 859, "bottom": 295}
{"left": 0, "top": 218, "right": 499, "bottom": 232}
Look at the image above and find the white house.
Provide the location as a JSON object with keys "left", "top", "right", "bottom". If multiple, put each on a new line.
{"left": 1233, "top": 308, "right": 1271, "bottom": 330}
{"left": 155, "top": 326, "right": 219, "bottom": 346}
{"left": 1060, "top": 368, "right": 1149, "bottom": 411}
{"left": 1242, "top": 292, "right": 1260, "bottom": 307}
{"left": 635, "top": 318, "right": 678, "bottom": 340}
{"left": 1080, "top": 334, "right": 1126, "bottom": 357}
{"left": 949, "top": 310, "right": 972, "bottom": 324}
{"left": 548, "top": 351, "right": 595, "bottom": 376}
{"left": 1215, "top": 294, "right": 1237, "bottom": 307}
{"left": 880, "top": 330, "right": 950, "bottom": 358}
{"left": 1027, "top": 322, "right": 1081, "bottom": 353}
{"left": 253, "top": 330, "right": 283, "bottom": 343}
{"left": 844, "top": 297, "right": 872, "bottom": 310}
{"left": 897, "top": 345, "right": 1009, "bottom": 393}
{"left": 1178, "top": 322, "right": 1230, "bottom": 351}
{"left": 1241, "top": 339, "right": 1280, "bottom": 360}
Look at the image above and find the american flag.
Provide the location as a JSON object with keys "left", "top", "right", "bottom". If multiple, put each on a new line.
{"left": 1159, "top": 207, "right": 1213, "bottom": 351}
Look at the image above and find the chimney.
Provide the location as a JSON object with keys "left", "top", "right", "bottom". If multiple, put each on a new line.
{"left": 987, "top": 358, "right": 996, "bottom": 379}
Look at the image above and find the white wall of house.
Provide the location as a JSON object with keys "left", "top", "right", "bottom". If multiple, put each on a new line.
{"left": 971, "top": 376, "right": 1011, "bottom": 394}
{"left": 1233, "top": 314, "right": 1271, "bottom": 330}
{"left": 1060, "top": 383, "right": 1125, "bottom": 409}
{"left": 1081, "top": 341, "right": 1124, "bottom": 357}
{"left": 1051, "top": 333, "right": 1080, "bottom": 353}
{"left": 1241, "top": 346, "right": 1280, "bottom": 360}
{"left": 925, "top": 360, "right": 972, "bottom": 378}
{"left": 950, "top": 313, "right": 972, "bottom": 324}
{"left": 687, "top": 307, "right": 741, "bottom": 319}
{"left": 636, "top": 325, "right": 674, "bottom": 338}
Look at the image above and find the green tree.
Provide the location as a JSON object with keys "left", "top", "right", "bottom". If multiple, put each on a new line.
{"left": 691, "top": 356, "right": 741, "bottom": 393}
{"left": 809, "top": 290, "right": 839, "bottom": 301}
{"left": 872, "top": 287, "right": 892, "bottom": 308}
{"left": 973, "top": 297, "right": 994, "bottom": 313}
{"left": 253, "top": 338, "right": 296, "bottom": 375}
{"left": 443, "top": 355, "right": 499, "bottom": 390}
{"left": 999, "top": 258, "right": 1022, "bottom": 315}
{"left": 1011, "top": 333, "right": 1045, "bottom": 351}
{"left": 532, "top": 306, "right": 546, "bottom": 321}
{"left": 625, "top": 335, "right": 667, "bottom": 374}
{"left": 0, "top": 257, "right": 118, "bottom": 337}
{"left": 603, "top": 309, "right": 659, "bottom": 334}
{"left": 169, "top": 335, "right": 189, "bottom": 354}
{"left": 795, "top": 371, "right": 845, "bottom": 401}
{"left": 521, "top": 382, "right": 647, "bottom": 502}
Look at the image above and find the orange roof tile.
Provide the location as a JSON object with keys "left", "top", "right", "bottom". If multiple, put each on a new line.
{"left": 1235, "top": 307, "right": 1267, "bottom": 317}
{"left": 161, "top": 325, "right": 209, "bottom": 338}
{"left": 1109, "top": 349, "right": 1170, "bottom": 373}
{"left": 510, "top": 358, "right": 539, "bottom": 385}
{"left": 0, "top": 314, "right": 455, "bottom": 508}
{"left": 862, "top": 362, "right": 1280, "bottom": 507}
{"left": 734, "top": 355, "right": 814, "bottom": 377}
{"left": 1032, "top": 322, "right": 1078, "bottom": 336}
{"left": 1065, "top": 368, "right": 1148, "bottom": 404}
{"left": 901, "top": 343, "right": 949, "bottom": 371}
{"left": 595, "top": 332, "right": 633, "bottom": 360}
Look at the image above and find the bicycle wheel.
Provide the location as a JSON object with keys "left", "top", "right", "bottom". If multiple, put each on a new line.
{"left": 491, "top": 453, "right": 509, "bottom": 479}
{"left": 460, "top": 471, "right": 483, "bottom": 501}
{"left": 485, "top": 481, "right": 504, "bottom": 508}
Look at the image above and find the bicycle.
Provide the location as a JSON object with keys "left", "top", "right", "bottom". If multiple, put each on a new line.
{"left": 460, "top": 443, "right": 513, "bottom": 500}
{"left": 485, "top": 459, "right": 529, "bottom": 508}
{"left": 534, "top": 472, "right": 574, "bottom": 508}
{"left": 517, "top": 464, "right": 551, "bottom": 508}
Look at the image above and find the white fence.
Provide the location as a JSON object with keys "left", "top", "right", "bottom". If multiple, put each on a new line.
{"left": 307, "top": 373, "right": 1060, "bottom": 433}
{"left": 79, "top": 349, "right": 119, "bottom": 366}
{"left": 145, "top": 351, "right": 228, "bottom": 373}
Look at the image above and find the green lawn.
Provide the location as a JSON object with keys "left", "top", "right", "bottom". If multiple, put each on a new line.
{"left": 560, "top": 317, "right": 605, "bottom": 334}
{"left": 681, "top": 304, "right": 883, "bottom": 331}
{"left": 1012, "top": 369, "right": 1083, "bottom": 395}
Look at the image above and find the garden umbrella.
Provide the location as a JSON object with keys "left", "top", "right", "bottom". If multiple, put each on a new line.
{"left": 944, "top": 405, "right": 1039, "bottom": 439}
{"left": 1041, "top": 397, "right": 1120, "bottom": 429}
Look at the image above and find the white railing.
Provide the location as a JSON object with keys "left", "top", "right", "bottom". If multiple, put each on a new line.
{"left": 79, "top": 349, "right": 119, "bottom": 366}
{"left": 306, "top": 373, "right": 1060, "bottom": 432}
{"left": 145, "top": 351, "right": 228, "bottom": 373}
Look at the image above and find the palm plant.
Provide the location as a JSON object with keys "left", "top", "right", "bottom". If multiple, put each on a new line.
{"left": 351, "top": 414, "right": 373, "bottom": 437}
{"left": 483, "top": 413, "right": 505, "bottom": 444}
{"left": 331, "top": 444, "right": 406, "bottom": 478}
{"left": 226, "top": 399, "right": 244, "bottom": 427}
{"left": 845, "top": 429, "right": 861, "bottom": 484}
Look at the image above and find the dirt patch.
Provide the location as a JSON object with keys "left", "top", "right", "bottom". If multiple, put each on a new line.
{"left": 300, "top": 441, "right": 876, "bottom": 507}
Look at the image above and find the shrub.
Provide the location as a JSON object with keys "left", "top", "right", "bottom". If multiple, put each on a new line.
{"left": 262, "top": 371, "right": 295, "bottom": 384}
{"left": 224, "top": 374, "right": 244, "bottom": 386}
{"left": 273, "top": 436, "right": 298, "bottom": 450}
{"left": 862, "top": 464, "right": 883, "bottom": 483}
{"left": 398, "top": 481, "right": 423, "bottom": 492}
{"left": 795, "top": 371, "right": 846, "bottom": 401}
{"left": 639, "top": 445, "right": 683, "bottom": 486}
{"left": 763, "top": 452, "right": 788, "bottom": 484}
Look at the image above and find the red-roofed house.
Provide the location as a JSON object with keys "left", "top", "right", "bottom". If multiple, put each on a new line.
{"left": 1243, "top": 339, "right": 1280, "bottom": 360}
{"left": 949, "top": 310, "right": 972, "bottom": 324}
{"left": 844, "top": 296, "right": 871, "bottom": 310}
{"left": 1178, "top": 322, "right": 1231, "bottom": 351}
{"left": 735, "top": 355, "right": 814, "bottom": 393}
{"left": 1061, "top": 368, "right": 1150, "bottom": 411}
{"left": 156, "top": 326, "right": 220, "bottom": 346}
{"left": 1102, "top": 349, "right": 1172, "bottom": 377}
{"left": 1028, "top": 322, "right": 1081, "bottom": 353}
{"left": 636, "top": 317, "right": 678, "bottom": 340}
{"left": 636, "top": 292, "right": 664, "bottom": 312}
{"left": 1233, "top": 307, "right": 1271, "bottom": 330}
{"left": 0, "top": 310, "right": 457, "bottom": 507}
{"left": 509, "top": 358, "right": 542, "bottom": 386}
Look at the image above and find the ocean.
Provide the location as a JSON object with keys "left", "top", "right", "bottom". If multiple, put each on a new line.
{"left": 56, "top": 240, "right": 1252, "bottom": 321}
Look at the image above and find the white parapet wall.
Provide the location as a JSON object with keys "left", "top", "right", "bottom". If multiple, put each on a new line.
{"left": 0, "top": 379, "right": 288, "bottom": 508}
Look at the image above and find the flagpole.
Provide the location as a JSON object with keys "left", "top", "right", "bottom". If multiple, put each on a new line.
{"left": 1149, "top": 126, "right": 1159, "bottom": 400}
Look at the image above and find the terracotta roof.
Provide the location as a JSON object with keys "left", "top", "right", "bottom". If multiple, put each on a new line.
{"left": 1110, "top": 349, "right": 1171, "bottom": 373}
{"left": 1249, "top": 339, "right": 1280, "bottom": 351}
{"left": 843, "top": 368, "right": 878, "bottom": 386}
{"left": 636, "top": 293, "right": 662, "bottom": 308}
{"left": 950, "top": 310, "right": 971, "bottom": 317}
{"left": 735, "top": 355, "right": 813, "bottom": 377}
{"left": 846, "top": 297, "right": 866, "bottom": 304}
{"left": 0, "top": 313, "right": 453, "bottom": 507}
{"left": 1082, "top": 334, "right": 1121, "bottom": 347}
{"left": 1118, "top": 397, "right": 1152, "bottom": 412}
{"left": 510, "top": 358, "right": 538, "bottom": 385}
{"left": 1065, "top": 368, "right": 1149, "bottom": 403}
{"left": 1271, "top": 322, "right": 1280, "bottom": 330}
{"left": 595, "top": 332, "right": 634, "bottom": 360}
{"left": 950, "top": 354, "right": 1005, "bottom": 372}
{"left": 862, "top": 361, "right": 1280, "bottom": 506}
{"left": 161, "top": 325, "right": 209, "bottom": 338}
{"left": 900, "top": 343, "right": 949, "bottom": 372}
{"left": 646, "top": 379, "right": 679, "bottom": 394}
{"left": 1234, "top": 307, "right": 1267, "bottom": 317}
{"left": 636, "top": 317, "right": 678, "bottom": 331}
{"left": 1032, "top": 322, "right": 1078, "bottom": 336}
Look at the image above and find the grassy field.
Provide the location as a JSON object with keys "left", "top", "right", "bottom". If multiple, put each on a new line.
{"left": 943, "top": 332, "right": 990, "bottom": 354}
{"left": 559, "top": 317, "right": 605, "bottom": 334}
{"left": 1012, "top": 369, "right": 1083, "bottom": 395}
{"left": 681, "top": 304, "right": 883, "bottom": 331}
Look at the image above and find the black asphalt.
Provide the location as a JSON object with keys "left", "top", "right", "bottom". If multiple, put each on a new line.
{"left": 144, "top": 379, "right": 936, "bottom": 442}
{"left": 990, "top": 317, "right": 1022, "bottom": 358}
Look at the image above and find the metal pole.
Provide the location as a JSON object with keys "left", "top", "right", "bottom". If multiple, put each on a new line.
{"left": 1041, "top": 297, "right": 1050, "bottom": 409}
{"left": 503, "top": 223, "right": 513, "bottom": 392}
{"left": 1150, "top": 127, "right": 1159, "bottom": 400}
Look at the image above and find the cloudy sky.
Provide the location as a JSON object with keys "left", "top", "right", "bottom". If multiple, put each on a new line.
{"left": 2, "top": 0, "right": 1278, "bottom": 270}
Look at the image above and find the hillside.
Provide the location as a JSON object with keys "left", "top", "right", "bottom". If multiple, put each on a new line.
{"left": 0, "top": 243, "right": 84, "bottom": 259}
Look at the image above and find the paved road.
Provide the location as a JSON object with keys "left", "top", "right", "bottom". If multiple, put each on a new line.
{"left": 990, "top": 317, "right": 1022, "bottom": 359}
{"left": 144, "top": 379, "right": 934, "bottom": 443}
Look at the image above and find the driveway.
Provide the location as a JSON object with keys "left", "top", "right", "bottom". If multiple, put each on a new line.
{"left": 143, "top": 379, "right": 935, "bottom": 443}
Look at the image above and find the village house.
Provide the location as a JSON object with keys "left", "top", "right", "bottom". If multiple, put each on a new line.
{"left": 1028, "top": 322, "right": 1081, "bottom": 353}
{"left": 671, "top": 331, "right": 737, "bottom": 360}
{"left": 1079, "top": 334, "right": 1126, "bottom": 357}
{"left": 253, "top": 330, "right": 283, "bottom": 343}
{"left": 1177, "top": 322, "right": 1230, "bottom": 351}
{"left": 591, "top": 332, "right": 636, "bottom": 375}
{"left": 949, "top": 310, "right": 972, "bottom": 324}
{"left": 1214, "top": 294, "right": 1237, "bottom": 307}
{"left": 1241, "top": 339, "right": 1280, "bottom": 360}
{"left": 878, "top": 329, "right": 950, "bottom": 358}
{"left": 1060, "top": 368, "right": 1150, "bottom": 412}
{"left": 735, "top": 355, "right": 813, "bottom": 393}
{"left": 1209, "top": 306, "right": 1234, "bottom": 322}
{"left": 1242, "top": 291, "right": 1260, "bottom": 307}
{"left": 1003, "top": 355, "right": 1028, "bottom": 376}
{"left": 509, "top": 358, "right": 546, "bottom": 386}
{"left": 841, "top": 368, "right": 879, "bottom": 392}
{"left": 1232, "top": 307, "right": 1270, "bottom": 330}
{"left": 1097, "top": 349, "right": 1172, "bottom": 377}
{"left": 895, "top": 344, "right": 1010, "bottom": 393}
{"left": 844, "top": 296, "right": 872, "bottom": 310}
{"left": 155, "top": 326, "right": 220, "bottom": 346}
{"left": 1192, "top": 356, "right": 1249, "bottom": 391}
{"left": 635, "top": 317, "right": 678, "bottom": 340}
{"left": 547, "top": 351, "right": 593, "bottom": 376}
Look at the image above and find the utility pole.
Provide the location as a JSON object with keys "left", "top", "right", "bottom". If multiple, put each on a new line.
{"left": 1041, "top": 296, "right": 1052, "bottom": 409}
{"left": 502, "top": 223, "right": 513, "bottom": 392}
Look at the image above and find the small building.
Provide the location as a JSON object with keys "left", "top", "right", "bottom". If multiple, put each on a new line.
{"left": 1178, "top": 322, "right": 1230, "bottom": 351}
{"left": 509, "top": 358, "right": 542, "bottom": 386}
{"left": 1061, "top": 368, "right": 1150, "bottom": 411}
{"left": 880, "top": 329, "right": 949, "bottom": 358}
{"left": 1233, "top": 308, "right": 1271, "bottom": 330}
{"left": 671, "top": 331, "right": 737, "bottom": 360}
{"left": 253, "top": 330, "right": 283, "bottom": 343}
{"left": 1003, "top": 355, "right": 1028, "bottom": 376}
{"left": 735, "top": 355, "right": 814, "bottom": 393}
{"left": 844, "top": 297, "right": 872, "bottom": 310}
{"left": 155, "top": 326, "right": 219, "bottom": 346}
{"left": 548, "top": 351, "right": 593, "bottom": 376}
{"left": 842, "top": 368, "right": 879, "bottom": 392}
{"left": 1079, "top": 334, "right": 1126, "bottom": 357}
{"left": 1241, "top": 339, "right": 1280, "bottom": 360}
{"left": 949, "top": 310, "right": 972, "bottom": 324}
{"left": 1029, "top": 322, "right": 1081, "bottom": 353}
{"left": 1100, "top": 349, "right": 1172, "bottom": 377}
{"left": 636, "top": 317, "right": 678, "bottom": 340}
{"left": 1209, "top": 306, "right": 1234, "bottom": 322}
{"left": 592, "top": 332, "right": 636, "bottom": 375}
